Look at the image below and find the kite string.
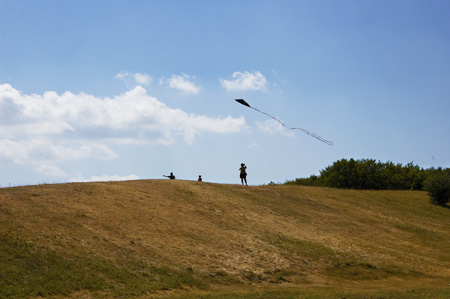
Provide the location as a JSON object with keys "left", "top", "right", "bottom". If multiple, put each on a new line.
{"left": 250, "top": 106, "right": 334, "bottom": 146}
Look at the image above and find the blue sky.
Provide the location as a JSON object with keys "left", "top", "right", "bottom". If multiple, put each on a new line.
{"left": 1, "top": 0, "right": 449, "bottom": 186}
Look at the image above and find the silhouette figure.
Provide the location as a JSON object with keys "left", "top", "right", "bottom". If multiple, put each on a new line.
{"left": 239, "top": 163, "right": 248, "bottom": 186}
{"left": 163, "top": 172, "right": 175, "bottom": 179}
{"left": 198, "top": 175, "right": 202, "bottom": 182}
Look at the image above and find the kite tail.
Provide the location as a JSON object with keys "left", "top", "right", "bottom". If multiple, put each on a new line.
{"left": 290, "top": 127, "right": 334, "bottom": 146}
{"left": 250, "top": 107, "right": 287, "bottom": 127}
{"left": 252, "top": 107, "right": 334, "bottom": 146}
{"left": 235, "top": 99, "right": 334, "bottom": 146}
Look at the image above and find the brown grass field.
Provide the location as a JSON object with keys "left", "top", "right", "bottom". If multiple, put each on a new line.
{"left": 1, "top": 180, "right": 449, "bottom": 298}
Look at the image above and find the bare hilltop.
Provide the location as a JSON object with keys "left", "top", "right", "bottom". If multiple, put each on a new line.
{"left": 1, "top": 180, "right": 449, "bottom": 298}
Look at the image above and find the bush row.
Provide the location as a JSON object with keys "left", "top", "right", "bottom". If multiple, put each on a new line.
{"left": 284, "top": 158, "right": 450, "bottom": 205}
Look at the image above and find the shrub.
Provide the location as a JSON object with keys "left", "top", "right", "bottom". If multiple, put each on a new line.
{"left": 425, "top": 170, "right": 450, "bottom": 206}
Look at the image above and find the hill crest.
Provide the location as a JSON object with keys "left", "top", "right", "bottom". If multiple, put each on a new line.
{"left": 1, "top": 180, "right": 449, "bottom": 297}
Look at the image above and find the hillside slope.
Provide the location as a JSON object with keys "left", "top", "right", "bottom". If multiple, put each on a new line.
{"left": 1, "top": 180, "right": 449, "bottom": 298}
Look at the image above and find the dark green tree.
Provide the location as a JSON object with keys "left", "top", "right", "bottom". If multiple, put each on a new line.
{"left": 285, "top": 159, "right": 430, "bottom": 190}
{"left": 425, "top": 168, "right": 450, "bottom": 206}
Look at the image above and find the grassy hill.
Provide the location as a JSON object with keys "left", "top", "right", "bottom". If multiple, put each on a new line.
{"left": 1, "top": 180, "right": 449, "bottom": 298}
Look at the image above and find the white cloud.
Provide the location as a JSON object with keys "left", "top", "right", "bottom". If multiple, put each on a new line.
{"left": 0, "top": 84, "right": 245, "bottom": 177}
{"left": 160, "top": 73, "right": 200, "bottom": 94}
{"left": 256, "top": 119, "right": 295, "bottom": 136}
{"left": 0, "top": 138, "right": 117, "bottom": 176}
{"left": 133, "top": 73, "right": 152, "bottom": 85}
{"left": 220, "top": 71, "right": 268, "bottom": 92}
{"left": 69, "top": 174, "right": 139, "bottom": 182}
{"left": 115, "top": 71, "right": 152, "bottom": 86}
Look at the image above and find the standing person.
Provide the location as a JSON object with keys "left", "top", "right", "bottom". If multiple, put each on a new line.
{"left": 163, "top": 172, "right": 176, "bottom": 179}
{"left": 239, "top": 163, "right": 248, "bottom": 186}
{"left": 198, "top": 175, "right": 202, "bottom": 182}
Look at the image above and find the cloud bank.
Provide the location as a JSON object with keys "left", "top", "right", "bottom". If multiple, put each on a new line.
{"left": 0, "top": 84, "right": 245, "bottom": 177}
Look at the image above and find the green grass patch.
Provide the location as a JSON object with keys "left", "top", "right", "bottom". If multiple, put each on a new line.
{"left": 327, "top": 261, "right": 423, "bottom": 281}
{"left": 0, "top": 233, "right": 206, "bottom": 298}
{"left": 164, "top": 286, "right": 450, "bottom": 299}
{"left": 0, "top": 234, "right": 104, "bottom": 298}
{"left": 327, "top": 261, "right": 389, "bottom": 280}
{"left": 261, "top": 233, "right": 337, "bottom": 262}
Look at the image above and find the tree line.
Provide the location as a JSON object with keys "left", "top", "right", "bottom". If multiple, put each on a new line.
{"left": 284, "top": 158, "right": 450, "bottom": 205}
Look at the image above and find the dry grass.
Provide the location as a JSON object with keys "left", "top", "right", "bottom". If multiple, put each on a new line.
{"left": 1, "top": 180, "right": 449, "bottom": 298}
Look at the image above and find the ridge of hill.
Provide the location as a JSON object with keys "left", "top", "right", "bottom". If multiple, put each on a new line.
{"left": 1, "top": 180, "right": 450, "bottom": 298}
